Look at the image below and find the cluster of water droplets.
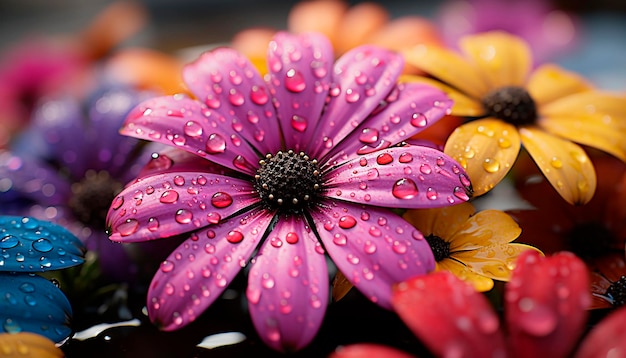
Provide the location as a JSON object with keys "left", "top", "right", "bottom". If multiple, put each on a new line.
{"left": 0, "top": 216, "right": 84, "bottom": 272}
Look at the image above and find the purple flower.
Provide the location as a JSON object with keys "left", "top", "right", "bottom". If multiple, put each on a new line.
{"left": 0, "top": 86, "right": 160, "bottom": 281}
{"left": 106, "top": 32, "right": 473, "bottom": 352}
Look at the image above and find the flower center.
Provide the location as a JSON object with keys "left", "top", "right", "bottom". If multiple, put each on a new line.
{"left": 254, "top": 150, "right": 323, "bottom": 214}
{"left": 606, "top": 276, "right": 626, "bottom": 307}
{"left": 567, "top": 222, "right": 614, "bottom": 259}
{"left": 69, "top": 170, "right": 123, "bottom": 229}
{"left": 481, "top": 86, "right": 537, "bottom": 126}
{"left": 425, "top": 234, "right": 450, "bottom": 261}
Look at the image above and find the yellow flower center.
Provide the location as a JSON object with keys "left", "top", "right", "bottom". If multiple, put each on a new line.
{"left": 425, "top": 234, "right": 450, "bottom": 261}
{"left": 481, "top": 86, "right": 537, "bottom": 126}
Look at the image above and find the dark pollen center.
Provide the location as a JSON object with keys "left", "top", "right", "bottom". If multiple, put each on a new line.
{"left": 566, "top": 222, "right": 615, "bottom": 259}
{"left": 254, "top": 150, "right": 323, "bottom": 214}
{"left": 425, "top": 234, "right": 451, "bottom": 262}
{"left": 481, "top": 86, "right": 537, "bottom": 126}
{"left": 69, "top": 170, "right": 123, "bottom": 229}
{"left": 606, "top": 276, "right": 626, "bottom": 307}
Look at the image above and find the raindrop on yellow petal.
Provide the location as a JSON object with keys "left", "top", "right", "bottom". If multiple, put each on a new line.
{"left": 550, "top": 157, "right": 563, "bottom": 169}
{"left": 483, "top": 158, "right": 501, "bottom": 173}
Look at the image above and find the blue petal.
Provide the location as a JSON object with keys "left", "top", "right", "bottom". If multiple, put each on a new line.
{"left": 0, "top": 273, "right": 73, "bottom": 343}
{"left": 0, "top": 216, "right": 85, "bottom": 272}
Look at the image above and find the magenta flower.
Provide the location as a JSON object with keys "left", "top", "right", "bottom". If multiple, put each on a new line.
{"left": 106, "top": 32, "right": 472, "bottom": 352}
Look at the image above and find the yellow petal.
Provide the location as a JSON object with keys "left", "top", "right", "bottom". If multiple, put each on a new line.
{"left": 458, "top": 31, "right": 531, "bottom": 88}
{"left": 402, "top": 202, "right": 476, "bottom": 239}
{"left": 444, "top": 119, "right": 521, "bottom": 196}
{"left": 519, "top": 127, "right": 597, "bottom": 205}
{"left": 401, "top": 75, "right": 486, "bottom": 117}
{"left": 331, "top": 270, "right": 354, "bottom": 302}
{"left": 0, "top": 333, "right": 63, "bottom": 358}
{"left": 436, "top": 259, "right": 494, "bottom": 292}
{"left": 448, "top": 210, "right": 522, "bottom": 252}
{"left": 526, "top": 64, "right": 593, "bottom": 106}
{"left": 402, "top": 44, "right": 490, "bottom": 99}
{"left": 540, "top": 115, "right": 626, "bottom": 162}
{"left": 540, "top": 91, "right": 626, "bottom": 118}
{"left": 452, "top": 243, "right": 541, "bottom": 281}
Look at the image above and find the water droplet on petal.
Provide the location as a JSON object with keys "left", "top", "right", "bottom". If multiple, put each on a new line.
{"left": 0, "top": 235, "right": 19, "bottom": 249}
{"left": 117, "top": 219, "right": 139, "bottom": 237}
{"left": 333, "top": 233, "right": 348, "bottom": 246}
{"left": 359, "top": 128, "right": 379, "bottom": 144}
{"left": 291, "top": 115, "right": 307, "bottom": 132}
{"left": 160, "top": 190, "right": 179, "bottom": 204}
{"left": 261, "top": 273, "right": 275, "bottom": 289}
{"left": 184, "top": 121, "right": 203, "bottom": 137}
{"left": 18, "top": 282, "right": 35, "bottom": 293}
{"left": 453, "top": 186, "right": 470, "bottom": 201}
{"left": 410, "top": 113, "right": 427, "bottom": 127}
{"left": 226, "top": 230, "right": 244, "bottom": 244}
{"left": 345, "top": 88, "right": 360, "bottom": 103}
{"left": 550, "top": 157, "right": 563, "bottom": 169}
{"left": 419, "top": 163, "right": 432, "bottom": 174}
{"left": 338, "top": 215, "right": 357, "bottom": 229}
{"left": 483, "top": 158, "right": 500, "bottom": 173}
{"left": 211, "top": 192, "right": 233, "bottom": 208}
{"left": 175, "top": 209, "right": 193, "bottom": 224}
{"left": 250, "top": 85, "right": 269, "bottom": 105}
{"left": 285, "top": 69, "right": 306, "bottom": 92}
{"left": 376, "top": 153, "right": 393, "bottom": 165}
{"left": 160, "top": 260, "right": 175, "bottom": 273}
{"left": 148, "top": 217, "right": 160, "bottom": 231}
{"left": 285, "top": 232, "right": 298, "bottom": 244}
{"left": 392, "top": 178, "right": 419, "bottom": 199}
{"left": 32, "top": 238, "right": 53, "bottom": 252}
{"left": 206, "top": 212, "right": 221, "bottom": 224}
{"left": 517, "top": 298, "right": 558, "bottom": 336}
{"left": 111, "top": 196, "right": 124, "bottom": 210}
{"left": 228, "top": 89, "right": 245, "bottom": 106}
{"left": 398, "top": 153, "right": 413, "bottom": 163}
{"left": 205, "top": 133, "right": 227, "bottom": 154}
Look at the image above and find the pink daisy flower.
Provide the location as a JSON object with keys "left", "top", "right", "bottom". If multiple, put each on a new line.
{"left": 106, "top": 31, "right": 472, "bottom": 352}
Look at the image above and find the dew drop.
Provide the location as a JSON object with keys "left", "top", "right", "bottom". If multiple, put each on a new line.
{"left": 345, "top": 88, "right": 360, "bottom": 103}
{"left": 291, "top": 115, "right": 307, "bottom": 132}
{"left": 419, "top": 163, "right": 432, "bottom": 174}
{"left": 160, "top": 190, "right": 179, "bottom": 204}
{"left": 410, "top": 113, "right": 427, "bottom": 127}
{"left": 426, "top": 187, "right": 438, "bottom": 200}
{"left": 376, "top": 153, "right": 393, "bottom": 165}
{"left": 111, "top": 196, "right": 124, "bottom": 210}
{"left": 211, "top": 192, "right": 233, "bottom": 208}
{"left": 285, "top": 232, "right": 299, "bottom": 244}
{"left": 18, "top": 282, "right": 35, "bottom": 293}
{"left": 364, "top": 240, "right": 377, "bottom": 254}
{"left": 453, "top": 187, "right": 470, "bottom": 201}
{"left": 270, "top": 237, "right": 283, "bottom": 248}
{"left": 173, "top": 176, "right": 185, "bottom": 186}
{"left": 206, "top": 212, "right": 221, "bottom": 224}
{"left": 250, "top": 85, "right": 269, "bottom": 105}
{"left": 228, "top": 89, "right": 245, "bottom": 106}
{"left": 0, "top": 235, "right": 19, "bottom": 249}
{"left": 160, "top": 260, "right": 175, "bottom": 273}
{"left": 392, "top": 241, "right": 408, "bottom": 254}
{"left": 392, "top": 178, "right": 419, "bottom": 199}
{"left": 261, "top": 273, "right": 275, "bottom": 289}
{"left": 366, "top": 168, "right": 379, "bottom": 180}
{"left": 359, "top": 158, "right": 368, "bottom": 166}
{"left": 550, "top": 157, "right": 563, "bottom": 169}
{"left": 32, "top": 238, "right": 53, "bottom": 253}
{"left": 483, "top": 158, "right": 500, "bottom": 173}
{"left": 226, "top": 230, "right": 244, "bottom": 244}
{"left": 518, "top": 299, "right": 558, "bottom": 336}
{"left": 398, "top": 153, "right": 413, "bottom": 163}
{"left": 459, "top": 173, "right": 471, "bottom": 188}
{"left": 148, "top": 217, "right": 160, "bottom": 232}
{"left": 175, "top": 209, "right": 193, "bottom": 224}
{"left": 285, "top": 69, "right": 306, "bottom": 92}
{"left": 347, "top": 253, "right": 360, "bottom": 265}
{"left": 117, "top": 219, "right": 139, "bottom": 237}
{"left": 338, "top": 215, "right": 357, "bottom": 229}
{"left": 184, "top": 121, "right": 203, "bottom": 137}
{"left": 205, "top": 133, "right": 227, "bottom": 154}
{"left": 358, "top": 128, "right": 379, "bottom": 144}
{"left": 333, "top": 234, "right": 348, "bottom": 246}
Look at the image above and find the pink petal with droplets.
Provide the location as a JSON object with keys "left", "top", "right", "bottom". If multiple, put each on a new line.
{"left": 505, "top": 251, "right": 590, "bottom": 358}
{"left": 391, "top": 271, "right": 507, "bottom": 358}
{"left": 309, "top": 201, "right": 435, "bottom": 309}
{"left": 265, "top": 32, "right": 333, "bottom": 152}
{"left": 106, "top": 172, "right": 259, "bottom": 243}
{"left": 323, "top": 83, "right": 453, "bottom": 167}
{"left": 121, "top": 95, "right": 260, "bottom": 175}
{"left": 308, "top": 46, "right": 404, "bottom": 160}
{"left": 247, "top": 214, "right": 328, "bottom": 352}
{"left": 323, "top": 145, "right": 472, "bottom": 209}
{"left": 137, "top": 147, "right": 236, "bottom": 178}
{"left": 183, "top": 48, "right": 282, "bottom": 155}
{"left": 575, "top": 305, "right": 626, "bottom": 358}
{"left": 148, "top": 208, "right": 274, "bottom": 331}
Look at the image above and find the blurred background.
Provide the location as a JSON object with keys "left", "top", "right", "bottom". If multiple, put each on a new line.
{"left": 1, "top": 0, "right": 625, "bottom": 90}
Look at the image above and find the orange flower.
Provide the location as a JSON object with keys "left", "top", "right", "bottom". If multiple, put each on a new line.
{"left": 402, "top": 202, "right": 541, "bottom": 291}
{"left": 0, "top": 333, "right": 63, "bottom": 358}
{"left": 403, "top": 31, "right": 626, "bottom": 204}
{"left": 231, "top": 0, "right": 443, "bottom": 74}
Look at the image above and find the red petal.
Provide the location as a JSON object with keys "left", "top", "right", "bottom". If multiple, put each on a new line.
{"left": 391, "top": 271, "right": 507, "bottom": 357}
{"left": 330, "top": 343, "right": 414, "bottom": 358}
{"left": 575, "top": 306, "right": 626, "bottom": 358}
{"left": 505, "top": 251, "right": 590, "bottom": 357}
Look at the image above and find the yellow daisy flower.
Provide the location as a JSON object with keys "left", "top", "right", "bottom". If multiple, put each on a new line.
{"left": 403, "top": 31, "right": 626, "bottom": 204}
{"left": 402, "top": 202, "right": 542, "bottom": 292}
{"left": 0, "top": 332, "right": 63, "bottom": 358}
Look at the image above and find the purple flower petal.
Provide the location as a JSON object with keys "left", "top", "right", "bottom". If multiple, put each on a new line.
{"left": 247, "top": 214, "right": 328, "bottom": 352}
{"left": 183, "top": 48, "right": 282, "bottom": 156}
{"left": 265, "top": 32, "right": 333, "bottom": 152}
{"left": 106, "top": 172, "right": 259, "bottom": 243}
{"left": 121, "top": 95, "right": 260, "bottom": 175}
{"left": 0, "top": 150, "right": 70, "bottom": 207}
{"left": 323, "top": 83, "right": 453, "bottom": 167}
{"left": 323, "top": 145, "right": 472, "bottom": 209}
{"left": 310, "top": 201, "right": 435, "bottom": 309}
{"left": 147, "top": 208, "right": 273, "bottom": 331}
{"left": 308, "top": 46, "right": 404, "bottom": 160}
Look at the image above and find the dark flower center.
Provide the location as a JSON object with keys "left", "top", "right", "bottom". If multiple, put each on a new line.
{"left": 566, "top": 222, "right": 614, "bottom": 259}
{"left": 481, "top": 86, "right": 537, "bottom": 126}
{"left": 425, "top": 234, "right": 450, "bottom": 261}
{"left": 69, "top": 170, "right": 123, "bottom": 229}
{"left": 606, "top": 276, "right": 626, "bottom": 307}
{"left": 254, "top": 150, "right": 323, "bottom": 214}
